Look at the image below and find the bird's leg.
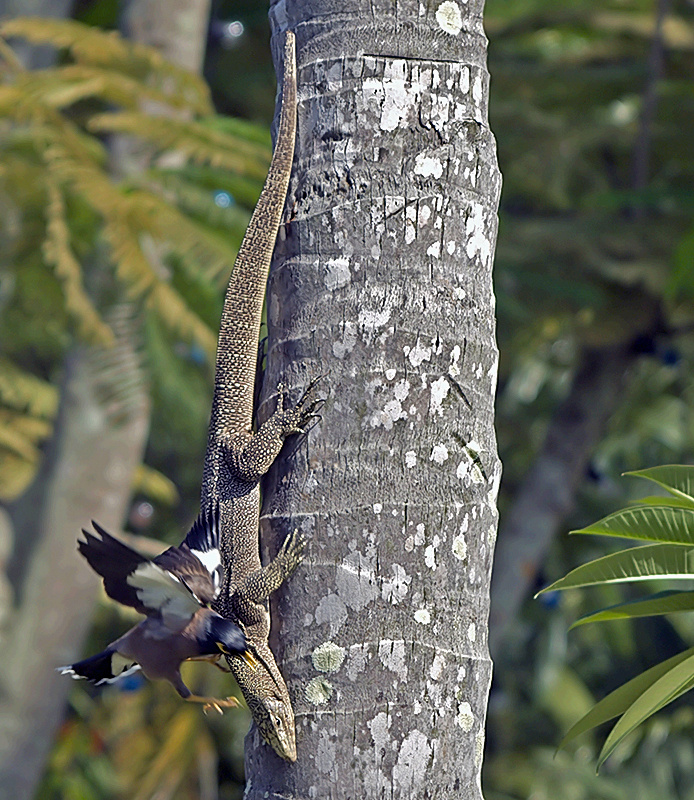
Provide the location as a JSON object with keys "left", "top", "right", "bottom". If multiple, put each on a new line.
{"left": 185, "top": 694, "right": 242, "bottom": 715}
{"left": 174, "top": 672, "right": 242, "bottom": 714}
{"left": 185, "top": 654, "right": 232, "bottom": 673}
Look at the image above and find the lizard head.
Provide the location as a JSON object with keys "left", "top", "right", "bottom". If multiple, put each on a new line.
{"left": 228, "top": 650, "right": 298, "bottom": 762}
{"left": 253, "top": 693, "right": 298, "bottom": 762}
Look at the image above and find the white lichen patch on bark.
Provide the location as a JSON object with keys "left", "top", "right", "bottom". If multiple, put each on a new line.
{"left": 414, "top": 152, "right": 444, "bottom": 179}
{"left": 369, "top": 399, "right": 407, "bottom": 430}
{"left": 404, "top": 338, "right": 432, "bottom": 368}
{"left": 393, "top": 730, "right": 433, "bottom": 796}
{"left": 378, "top": 639, "right": 408, "bottom": 680}
{"left": 305, "top": 676, "right": 334, "bottom": 705}
{"left": 404, "top": 450, "right": 417, "bottom": 468}
{"left": 345, "top": 643, "right": 370, "bottom": 681}
{"left": 429, "top": 653, "right": 446, "bottom": 680}
{"left": 324, "top": 256, "right": 352, "bottom": 290}
{"left": 414, "top": 608, "right": 431, "bottom": 624}
{"left": 405, "top": 204, "right": 417, "bottom": 244}
{"left": 314, "top": 592, "right": 348, "bottom": 637}
{"left": 424, "top": 534, "right": 440, "bottom": 569}
{"left": 455, "top": 701, "right": 475, "bottom": 732}
{"left": 362, "top": 60, "right": 417, "bottom": 132}
{"left": 449, "top": 344, "right": 462, "bottom": 377}
{"left": 336, "top": 550, "right": 379, "bottom": 611}
{"left": 472, "top": 72, "right": 484, "bottom": 106}
{"left": 316, "top": 730, "right": 339, "bottom": 777}
{"left": 452, "top": 531, "right": 468, "bottom": 562}
{"left": 429, "top": 376, "right": 451, "bottom": 416}
{"left": 465, "top": 202, "right": 492, "bottom": 266}
{"left": 436, "top": 1, "right": 463, "bottom": 36}
{"left": 367, "top": 710, "right": 392, "bottom": 750}
{"left": 430, "top": 443, "right": 449, "bottom": 464}
{"left": 382, "top": 563, "right": 412, "bottom": 604}
{"left": 312, "top": 641, "right": 347, "bottom": 673}
{"left": 359, "top": 306, "right": 393, "bottom": 336}
{"left": 427, "top": 240, "right": 442, "bottom": 258}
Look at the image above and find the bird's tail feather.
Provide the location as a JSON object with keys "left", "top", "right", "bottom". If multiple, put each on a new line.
{"left": 57, "top": 648, "right": 140, "bottom": 685}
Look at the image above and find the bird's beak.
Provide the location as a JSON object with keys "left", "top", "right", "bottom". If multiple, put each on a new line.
{"left": 242, "top": 650, "right": 258, "bottom": 670}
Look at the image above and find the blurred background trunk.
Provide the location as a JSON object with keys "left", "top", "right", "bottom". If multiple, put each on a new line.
{"left": 0, "top": 2, "right": 211, "bottom": 797}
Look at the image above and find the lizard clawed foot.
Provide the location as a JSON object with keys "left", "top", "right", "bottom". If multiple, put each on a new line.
{"left": 277, "top": 528, "right": 306, "bottom": 575}
{"left": 276, "top": 375, "right": 325, "bottom": 436}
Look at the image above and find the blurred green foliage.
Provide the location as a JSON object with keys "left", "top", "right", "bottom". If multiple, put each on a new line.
{"left": 487, "top": 0, "right": 694, "bottom": 796}
{"left": 0, "top": 15, "right": 270, "bottom": 502}
{"left": 0, "top": 12, "right": 269, "bottom": 798}
{"left": 2, "top": 0, "right": 694, "bottom": 797}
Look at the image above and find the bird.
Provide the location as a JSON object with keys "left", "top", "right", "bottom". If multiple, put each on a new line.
{"left": 58, "top": 504, "right": 254, "bottom": 713}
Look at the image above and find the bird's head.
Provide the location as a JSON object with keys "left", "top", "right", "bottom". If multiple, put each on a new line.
{"left": 202, "top": 614, "right": 247, "bottom": 657}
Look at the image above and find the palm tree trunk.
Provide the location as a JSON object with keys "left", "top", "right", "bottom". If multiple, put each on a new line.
{"left": 246, "top": 1, "right": 502, "bottom": 795}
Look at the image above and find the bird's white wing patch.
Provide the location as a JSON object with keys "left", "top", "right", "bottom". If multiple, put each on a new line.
{"left": 127, "top": 562, "right": 200, "bottom": 629}
{"left": 190, "top": 547, "right": 222, "bottom": 594}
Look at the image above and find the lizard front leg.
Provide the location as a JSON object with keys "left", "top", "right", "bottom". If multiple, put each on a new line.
{"left": 227, "top": 378, "right": 322, "bottom": 483}
{"left": 234, "top": 528, "right": 306, "bottom": 606}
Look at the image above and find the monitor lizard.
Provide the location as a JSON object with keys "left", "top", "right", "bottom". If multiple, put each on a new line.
{"left": 200, "top": 31, "right": 315, "bottom": 762}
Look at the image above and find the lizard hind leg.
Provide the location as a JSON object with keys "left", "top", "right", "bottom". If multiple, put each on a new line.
{"left": 275, "top": 374, "right": 325, "bottom": 436}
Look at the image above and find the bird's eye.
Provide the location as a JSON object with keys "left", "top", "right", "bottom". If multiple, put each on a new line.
{"left": 217, "top": 642, "right": 229, "bottom": 655}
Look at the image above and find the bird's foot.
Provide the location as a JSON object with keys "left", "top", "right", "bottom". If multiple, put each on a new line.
{"left": 185, "top": 654, "right": 232, "bottom": 673}
{"left": 186, "top": 694, "right": 241, "bottom": 715}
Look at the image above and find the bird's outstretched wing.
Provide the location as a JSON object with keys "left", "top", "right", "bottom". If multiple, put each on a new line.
{"left": 79, "top": 523, "right": 202, "bottom": 631}
{"left": 155, "top": 504, "right": 222, "bottom": 605}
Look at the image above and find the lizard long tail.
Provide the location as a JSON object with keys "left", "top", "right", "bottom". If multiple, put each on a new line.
{"left": 207, "top": 32, "right": 297, "bottom": 443}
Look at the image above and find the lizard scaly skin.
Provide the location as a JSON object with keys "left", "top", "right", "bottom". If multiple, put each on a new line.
{"left": 201, "top": 32, "right": 311, "bottom": 762}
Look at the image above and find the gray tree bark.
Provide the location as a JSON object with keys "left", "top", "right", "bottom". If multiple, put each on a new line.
{"left": 246, "top": 1, "right": 502, "bottom": 797}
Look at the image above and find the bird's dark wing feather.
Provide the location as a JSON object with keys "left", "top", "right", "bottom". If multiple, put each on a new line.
{"left": 154, "top": 544, "right": 217, "bottom": 606}
{"left": 155, "top": 504, "right": 223, "bottom": 603}
{"left": 78, "top": 523, "right": 151, "bottom": 615}
{"left": 79, "top": 522, "right": 202, "bottom": 629}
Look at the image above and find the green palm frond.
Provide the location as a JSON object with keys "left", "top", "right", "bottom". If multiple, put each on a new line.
{"left": 0, "top": 357, "right": 59, "bottom": 418}
{"left": 89, "top": 112, "right": 270, "bottom": 178}
{"left": 0, "top": 17, "right": 269, "bottom": 501}
{"left": 540, "top": 465, "right": 694, "bottom": 766}
{"left": 43, "top": 178, "right": 114, "bottom": 346}
{"left": 0, "top": 359, "right": 58, "bottom": 501}
{"left": 0, "top": 17, "right": 212, "bottom": 113}
{"left": 7, "top": 63, "right": 206, "bottom": 114}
